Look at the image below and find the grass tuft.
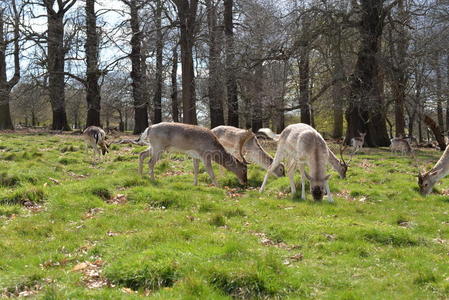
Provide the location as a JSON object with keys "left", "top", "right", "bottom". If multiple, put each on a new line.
{"left": 59, "top": 145, "right": 77, "bottom": 153}
{"left": 105, "top": 259, "right": 179, "bottom": 291}
{"left": 0, "top": 186, "right": 46, "bottom": 205}
{"left": 0, "top": 172, "right": 21, "bottom": 187}
{"left": 362, "top": 229, "right": 422, "bottom": 247}
{"left": 90, "top": 186, "right": 113, "bottom": 201}
{"left": 209, "top": 269, "right": 279, "bottom": 299}
{"left": 209, "top": 214, "right": 226, "bottom": 227}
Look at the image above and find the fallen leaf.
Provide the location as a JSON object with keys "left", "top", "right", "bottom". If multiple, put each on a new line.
{"left": 73, "top": 262, "right": 88, "bottom": 272}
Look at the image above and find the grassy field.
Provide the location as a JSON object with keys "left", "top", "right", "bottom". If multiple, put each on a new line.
{"left": 0, "top": 132, "right": 448, "bottom": 299}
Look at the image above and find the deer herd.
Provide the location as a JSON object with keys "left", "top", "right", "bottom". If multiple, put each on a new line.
{"left": 82, "top": 122, "right": 447, "bottom": 201}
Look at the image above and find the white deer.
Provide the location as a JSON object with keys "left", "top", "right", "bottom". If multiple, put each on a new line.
{"left": 83, "top": 126, "right": 109, "bottom": 160}
{"left": 138, "top": 122, "right": 247, "bottom": 186}
{"left": 259, "top": 123, "right": 333, "bottom": 202}
{"left": 418, "top": 145, "right": 449, "bottom": 195}
{"left": 351, "top": 131, "right": 366, "bottom": 154}
{"left": 211, "top": 125, "right": 285, "bottom": 177}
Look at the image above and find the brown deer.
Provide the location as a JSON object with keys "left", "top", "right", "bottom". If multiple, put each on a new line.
{"left": 138, "top": 122, "right": 247, "bottom": 186}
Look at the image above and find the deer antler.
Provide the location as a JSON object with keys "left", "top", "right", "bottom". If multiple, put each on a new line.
{"left": 238, "top": 130, "right": 255, "bottom": 164}
{"left": 339, "top": 144, "right": 349, "bottom": 166}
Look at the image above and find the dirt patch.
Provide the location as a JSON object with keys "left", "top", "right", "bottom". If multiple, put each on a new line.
{"left": 253, "top": 232, "right": 300, "bottom": 250}
{"left": 72, "top": 260, "right": 109, "bottom": 289}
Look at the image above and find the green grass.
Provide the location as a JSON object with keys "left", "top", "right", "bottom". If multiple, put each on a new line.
{"left": 0, "top": 133, "right": 448, "bottom": 299}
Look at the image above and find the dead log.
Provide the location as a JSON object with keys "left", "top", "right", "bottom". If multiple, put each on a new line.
{"left": 424, "top": 115, "right": 446, "bottom": 151}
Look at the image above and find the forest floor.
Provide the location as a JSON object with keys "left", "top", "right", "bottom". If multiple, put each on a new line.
{"left": 0, "top": 132, "right": 448, "bottom": 299}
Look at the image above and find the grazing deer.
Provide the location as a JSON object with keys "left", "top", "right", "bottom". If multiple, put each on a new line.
{"left": 328, "top": 145, "right": 349, "bottom": 179}
{"left": 418, "top": 145, "right": 449, "bottom": 195}
{"left": 211, "top": 125, "right": 285, "bottom": 177}
{"left": 83, "top": 126, "right": 109, "bottom": 160}
{"left": 390, "top": 137, "right": 413, "bottom": 155}
{"left": 351, "top": 131, "right": 366, "bottom": 154}
{"left": 259, "top": 123, "right": 333, "bottom": 202}
{"left": 138, "top": 122, "right": 247, "bottom": 186}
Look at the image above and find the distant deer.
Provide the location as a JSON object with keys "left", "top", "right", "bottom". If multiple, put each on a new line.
{"left": 259, "top": 123, "right": 333, "bottom": 202}
{"left": 351, "top": 131, "right": 366, "bottom": 154}
{"left": 390, "top": 137, "right": 413, "bottom": 155}
{"left": 83, "top": 126, "right": 109, "bottom": 160}
{"left": 212, "top": 126, "right": 285, "bottom": 177}
{"left": 418, "top": 145, "right": 449, "bottom": 195}
{"left": 138, "top": 122, "right": 247, "bottom": 186}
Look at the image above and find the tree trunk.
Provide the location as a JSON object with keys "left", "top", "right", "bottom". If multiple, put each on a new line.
{"left": 0, "top": 10, "right": 12, "bottom": 129}
{"left": 224, "top": 0, "right": 239, "bottom": 127}
{"left": 171, "top": 45, "right": 179, "bottom": 122}
{"left": 344, "top": 0, "right": 390, "bottom": 147}
{"left": 331, "top": 54, "right": 345, "bottom": 138}
{"left": 85, "top": 0, "right": 101, "bottom": 127}
{"left": 153, "top": 0, "right": 163, "bottom": 124}
{"left": 129, "top": 0, "right": 148, "bottom": 133}
{"left": 424, "top": 115, "right": 446, "bottom": 150}
{"left": 446, "top": 53, "right": 449, "bottom": 132}
{"left": 0, "top": 5, "right": 20, "bottom": 130}
{"left": 251, "top": 62, "right": 263, "bottom": 132}
{"left": 299, "top": 44, "right": 311, "bottom": 125}
{"left": 176, "top": 0, "right": 198, "bottom": 125}
{"left": 390, "top": 0, "right": 407, "bottom": 138}
{"left": 435, "top": 53, "right": 443, "bottom": 130}
{"left": 207, "top": 0, "right": 224, "bottom": 128}
{"left": 47, "top": 9, "right": 70, "bottom": 130}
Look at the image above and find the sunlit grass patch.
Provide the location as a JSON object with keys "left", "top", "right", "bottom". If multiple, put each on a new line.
{"left": 1, "top": 135, "right": 449, "bottom": 298}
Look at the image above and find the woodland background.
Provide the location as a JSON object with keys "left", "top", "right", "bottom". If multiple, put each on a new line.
{"left": 0, "top": 0, "right": 448, "bottom": 147}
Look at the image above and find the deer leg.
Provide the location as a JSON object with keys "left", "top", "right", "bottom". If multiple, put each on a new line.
{"left": 325, "top": 180, "right": 333, "bottom": 203}
{"left": 138, "top": 147, "right": 151, "bottom": 175}
{"left": 202, "top": 156, "right": 218, "bottom": 186}
{"left": 259, "top": 150, "right": 284, "bottom": 193}
{"left": 193, "top": 158, "right": 200, "bottom": 185}
{"left": 299, "top": 164, "right": 306, "bottom": 200}
{"left": 147, "top": 148, "right": 162, "bottom": 180}
{"left": 287, "top": 162, "right": 297, "bottom": 196}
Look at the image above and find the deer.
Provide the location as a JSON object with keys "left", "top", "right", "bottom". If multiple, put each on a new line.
{"left": 351, "top": 131, "right": 366, "bottom": 154}
{"left": 211, "top": 126, "right": 285, "bottom": 177}
{"left": 328, "top": 145, "right": 349, "bottom": 179}
{"left": 257, "top": 128, "right": 280, "bottom": 141}
{"left": 390, "top": 137, "right": 413, "bottom": 155}
{"left": 83, "top": 126, "right": 109, "bottom": 160}
{"left": 138, "top": 122, "right": 247, "bottom": 186}
{"left": 418, "top": 145, "right": 449, "bottom": 195}
{"left": 259, "top": 123, "right": 333, "bottom": 202}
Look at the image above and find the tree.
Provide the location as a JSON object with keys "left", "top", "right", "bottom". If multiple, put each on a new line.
{"left": 152, "top": 0, "right": 163, "bottom": 124}
{"left": 43, "top": 0, "right": 76, "bottom": 130}
{"left": 85, "top": 0, "right": 101, "bottom": 127}
{"left": 344, "top": 0, "right": 391, "bottom": 147}
{"left": 0, "top": 0, "right": 20, "bottom": 130}
{"left": 206, "top": 0, "right": 224, "bottom": 128}
{"left": 171, "top": 44, "right": 179, "bottom": 122}
{"left": 224, "top": 0, "right": 238, "bottom": 126}
{"left": 173, "top": 0, "right": 198, "bottom": 124}
{"left": 122, "top": 0, "right": 149, "bottom": 133}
